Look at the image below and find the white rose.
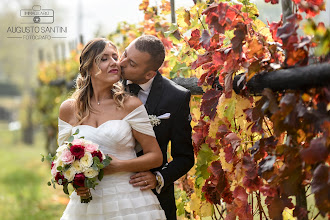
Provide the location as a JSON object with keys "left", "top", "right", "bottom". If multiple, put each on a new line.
{"left": 84, "top": 167, "right": 99, "bottom": 178}
{"left": 55, "top": 157, "right": 64, "bottom": 168}
{"left": 63, "top": 166, "right": 76, "bottom": 182}
{"left": 72, "top": 160, "right": 84, "bottom": 173}
{"left": 80, "top": 152, "right": 93, "bottom": 168}
{"left": 56, "top": 144, "right": 68, "bottom": 154}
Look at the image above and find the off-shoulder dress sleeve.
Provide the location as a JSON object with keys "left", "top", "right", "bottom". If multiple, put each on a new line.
{"left": 58, "top": 118, "right": 72, "bottom": 146}
{"left": 123, "top": 105, "right": 155, "bottom": 137}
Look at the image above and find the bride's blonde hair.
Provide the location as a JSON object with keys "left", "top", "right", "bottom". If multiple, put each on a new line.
{"left": 71, "top": 38, "right": 127, "bottom": 125}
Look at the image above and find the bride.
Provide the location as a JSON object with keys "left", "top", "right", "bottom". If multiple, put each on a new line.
{"left": 57, "top": 38, "right": 166, "bottom": 219}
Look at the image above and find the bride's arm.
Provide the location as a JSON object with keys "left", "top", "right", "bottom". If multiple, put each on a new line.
{"left": 107, "top": 131, "right": 163, "bottom": 174}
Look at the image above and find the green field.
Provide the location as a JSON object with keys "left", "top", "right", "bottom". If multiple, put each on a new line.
{"left": 0, "top": 122, "right": 67, "bottom": 220}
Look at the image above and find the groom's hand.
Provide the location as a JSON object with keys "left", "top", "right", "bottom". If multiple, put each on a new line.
{"left": 129, "top": 171, "right": 157, "bottom": 191}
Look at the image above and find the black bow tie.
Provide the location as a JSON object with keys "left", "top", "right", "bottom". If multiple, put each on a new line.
{"left": 128, "top": 83, "right": 142, "bottom": 96}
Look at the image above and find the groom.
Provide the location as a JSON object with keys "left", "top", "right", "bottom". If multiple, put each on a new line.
{"left": 120, "top": 35, "right": 194, "bottom": 219}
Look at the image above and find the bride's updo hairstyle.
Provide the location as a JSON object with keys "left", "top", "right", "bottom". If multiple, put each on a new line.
{"left": 72, "top": 38, "right": 127, "bottom": 125}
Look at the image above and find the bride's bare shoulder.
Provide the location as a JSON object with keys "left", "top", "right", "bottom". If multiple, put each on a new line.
{"left": 59, "top": 99, "right": 76, "bottom": 123}
{"left": 123, "top": 96, "right": 143, "bottom": 113}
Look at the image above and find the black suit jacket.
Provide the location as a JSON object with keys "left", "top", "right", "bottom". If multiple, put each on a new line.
{"left": 145, "top": 72, "right": 194, "bottom": 219}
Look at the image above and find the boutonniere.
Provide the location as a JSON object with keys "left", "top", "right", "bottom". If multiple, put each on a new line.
{"left": 149, "top": 113, "right": 171, "bottom": 127}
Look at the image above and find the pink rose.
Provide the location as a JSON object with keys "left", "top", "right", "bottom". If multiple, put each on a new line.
{"left": 85, "top": 144, "right": 99, "bottom": 153}
{"left": 70, "top": 145, "right": 85, "bottom": 159}
{"left": 61, "top": 149, "right": 75, "bottom": 164}
{"left": 73, "top": 173, "right": 86, "bottom": 187}
{"left": 51, "top": 164, "right": 57, "bottom": 177}
{"left": 71, "top": 139, "right": 84, "bottom": 146}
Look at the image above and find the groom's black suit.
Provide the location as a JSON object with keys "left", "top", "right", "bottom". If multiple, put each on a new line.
{"left": 143, "top": 72, "right": 194, "bottom": 220}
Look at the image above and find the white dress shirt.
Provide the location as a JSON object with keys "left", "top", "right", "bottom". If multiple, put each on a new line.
{"left": 127, "top": 77, "right": 155, "bottom": 104}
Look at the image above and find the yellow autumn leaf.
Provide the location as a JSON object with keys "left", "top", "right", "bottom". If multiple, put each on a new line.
{"left": 253, "top": 19, "right": 273, "bottom": 42}
{"left": 190, "top": 192, "right": 201, "bottom": 216}
{"left": 208, "top": 116, "right": 222, "bottom": 138}
{"left": 201, "top": 201, "right": 214, "bottom": 217}
{"left": 235, "top": 93, "right": 253, "bottom": 136}
{"left": 219, "top": 148, "right": 233, "bottom": 172}
{"left": 283, "top": 208, "right": 295, "bottom": 220}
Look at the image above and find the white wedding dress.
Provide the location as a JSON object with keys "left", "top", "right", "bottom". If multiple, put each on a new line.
{"left": 57, "top": 105, "right": 166, "bottom": 220}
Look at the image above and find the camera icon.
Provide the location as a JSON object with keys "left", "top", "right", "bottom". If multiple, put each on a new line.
{"left": 20, "top": 5, "right": 54, "bottom": 24}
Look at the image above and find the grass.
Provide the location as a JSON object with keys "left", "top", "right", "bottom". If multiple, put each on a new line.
{"left": 0, "top": 122, "right": 68, "bottom": 220}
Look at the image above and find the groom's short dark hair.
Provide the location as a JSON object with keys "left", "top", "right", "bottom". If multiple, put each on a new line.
{"left": 134, "top": 35, "right": 165, "bottom": 71}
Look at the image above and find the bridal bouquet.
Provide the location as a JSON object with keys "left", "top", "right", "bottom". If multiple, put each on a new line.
{"left": 41, "top": 129, "right": 111, "bottom": 203}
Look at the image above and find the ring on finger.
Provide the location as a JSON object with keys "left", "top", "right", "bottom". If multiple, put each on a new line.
{"left": 144, "top": 180, "right": 148, "bottom": 185}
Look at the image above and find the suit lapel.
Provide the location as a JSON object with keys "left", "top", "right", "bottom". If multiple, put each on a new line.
{"left": 145, "top": 71, "right": 163, "bottom": 115}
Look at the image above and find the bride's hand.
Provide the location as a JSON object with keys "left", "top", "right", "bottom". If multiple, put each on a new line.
{"left": 103, "top": 154, "right": 122, "bottom": 175}
{"left": 75, "top": 187, "right": 89, "bottom": 196}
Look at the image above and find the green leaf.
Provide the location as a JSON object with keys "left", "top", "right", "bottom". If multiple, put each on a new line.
{"left": 98, "top": 169, "right": 104, "bottom": 181}
{"left": 57, "top": 166, "right": 63, "bottom": 171}
{"left": 102, "top": 157, "right": 111, "bottom": 167}
{"left": 86, "top": 179, "right": 93, "bottom": 188}
{"left": 97, "top": 163, "right": 104, "bottom": 169}
{"left": 58, "top": 179, "right": 62, "bottom": 185}
{"left": 41, "top": 157, "right": 45, "bottom": 162}
{"left": 63, "top": 164, "right": 71, "bottom": 172}
{"left": 47, "top": 181, "right": 51, "bottom": 186}
{"left": 73, "top": 129, "right": 80, "bottom": 135}
{"left": 92, "top": 163, "right": 99, "bottom": 171}
{"left": 63, "top": 183, "right": 69, "bottom": 195}
{"left": 68, "top": 136, "right": 74, "bottom": 142}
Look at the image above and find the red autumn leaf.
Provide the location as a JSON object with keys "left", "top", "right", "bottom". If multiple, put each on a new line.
{"left": 216, "top": 124, "right": 230, "bottom": 139}
{"left": 224, "top": 132, "right": 241, "bottom": 150}
{"left": 191, "top": 52, "right": 212, "bottom": 70}
{"left": 268, "top": 19, "right": 283, "bottom": 43}
{"left": 212, "top": 50, "right": 226, "bottom": 67}
{"left": 217, "top": 2, "right": 230, "bottom": 26}
{"left": 266, "top": 195, "right": 286, "bottom": 219}
{"left": 188, "top": 29, "right": 201, "bottom": 50}
{"left": 231, "top": 23, "right": 247, "bottom": 53}
{"left": 233, "top": 185, "right": 248, "bottom": 205}
{"left": 201, "top": 89, "right": 222, "bottom": 120}
{"left": 224, "top": 145, "right": 235, "bottom": 163}
{"left": 161, "top": 38, "right": 173, "bottom": 50}
{"left": 286, "top": 48, "right": 308, "bottom": 66}
{"left": 300, "top": 137, "right": 328, "bottom": 164}
{"left": 293, "top": 0, "right": 325, "bottom": 18}
{"left": 311, "top": 164, "right": 330, "bottom": 214}
{"left": 293, "top": 206, "right": 308, "bottom": 219}
{"left": 265, "top": 194, "right": 294, "bottom": 219}
{"left": 243, "top": 153, "right": 258, "bottom": 179}
{"left": 260, "top": 185, "right": 278, "bottom": 197}
{"left": 265, "top": 0, "right": 279, "bottom": 4}
{"left": 276, "top": 22, "right": 298, "bottom": 45}
{"left": 202, "top": 161, "right": 232, "bottom": 204}
{"left": 243, "top": 176, "right": 263, "bottom": 192}
{"left": 192, "top": 120, "right": 209, "bottom": 153}
{"left": 200, "top": 30, "right": 212, "bottom": 49}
